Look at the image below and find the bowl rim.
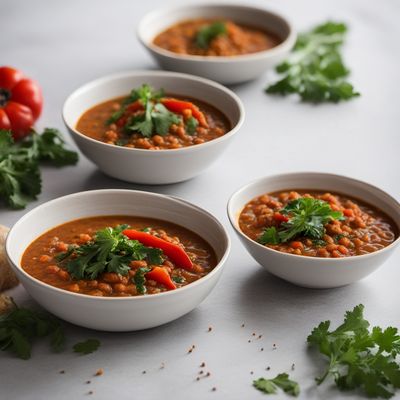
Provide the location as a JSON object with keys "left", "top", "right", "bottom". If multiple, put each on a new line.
{"left": 137, "top": 2, "right": 297, "bottom": 63}
{"left": 62, "top": 70, "right": 245, "bottom": 154}
{"left": 6, "top": 189, "right": 231, "bottom": 301}
{"left": 227, "top": 171, "right": 400, "bottom": 262}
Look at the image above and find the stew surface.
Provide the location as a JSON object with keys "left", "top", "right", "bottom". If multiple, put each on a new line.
{"left": 76, "top": 90, "right": 230, "bottom": 150}
{"left": 21, "top": 216, "right": 217, "bottom": 297}
{"left": 239, "top": 190, "right": 398, "bottom": 258}
{"left": 153, "top": 19, "right": 281, "bottom": 56}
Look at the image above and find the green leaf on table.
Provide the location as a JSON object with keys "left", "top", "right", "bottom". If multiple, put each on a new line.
{"left": 253, "top": 373, "right": 300, "bottom": 396}
{"left": 266, "top": 21, "right": 360, "bottom": 103}
{"left": 73, "top": 339, "right": 100, "bottom": 355}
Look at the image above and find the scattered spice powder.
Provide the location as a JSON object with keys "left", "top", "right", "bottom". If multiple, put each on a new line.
{"left": 94, "top": 368, "right": 104, "bottom": 376}
{"left": 252, "top": 333, "right": 256, "bottom": 336}
{"left": 87, "top": 391, "right": 94, "bottom": 395}
{"left": 200, "top": 362, "right": 206, "bottom": 368}
{"left": 291, "top": 363, "right": 295, "bottom": 370}
{"left": 199, "top": 370, "right": 204, "bottom": 375}
{"left": 86, "top": 381, "right": 91, "bottom": 385}
{"left": 258, "top": 335, "right": 263, "bottom": 339}
{"left": 208, "top": 326, "right": 213, "bottom": 332}
{"left": 248, "top": 340, "right": 251, "bottom": 343}
{"left": 260, "top": 348, "right": 264, "bottom": 352}
{"left": 160, "top": 362, "right": 165, "bottom": 369}
{"left": 250, "top": 371, "right": 254, "bottom": 375}
{"left": 59, "top": 370, "right": 65, "bottom": 374}
{"left": 196, "top": 377, "right": 200, "bottom": 381}
{"left": 241, "top": 323, "right": 245, "bottom": 328}
{"left": 142, "top": 370, "right": 147, "bottom": 374}
{"left": 273, "top": 343, "right": 277, "bottom": 350}
{"left": 206, "top": 372, "right": 211, "bottom": 377}
{"left": 212, "top": 387, "right": 217, "bottom": 391}
{"left": 266, "top": 366, "right": 271, "bottom": 371}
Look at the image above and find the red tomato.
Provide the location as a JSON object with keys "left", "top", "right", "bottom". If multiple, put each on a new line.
{"left": 0, "top": 66, "right": 43, "bottom": 140}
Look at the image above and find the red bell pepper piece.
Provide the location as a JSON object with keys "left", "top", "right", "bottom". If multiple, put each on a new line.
{"left": 122, "top": 229, "right": 193, "bottom": 270}
{"left": 161, "top": 98, "right": 208, "bottom": 127}
{"left": 146, "top": 267, "right": 176, "bottom": 290}
{"left": 273, "top": 212, "right": 289, "bottom": 224}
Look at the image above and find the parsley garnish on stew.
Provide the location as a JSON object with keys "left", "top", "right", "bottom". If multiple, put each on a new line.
{"left": 0, "top": 129, "right": 78, "bottom": 209}
{"left": 56, "top": 225, "right": 164, "bottom": 280}
{"left": 106, "top": 84, "right": 181, "bottom": 138}
{"left": 266, "top": 21, "right": 360, "bottom": 103}
{"left": 308, "top": 304, "right": 400, "bottom": 398}
{"left": 259, "top": 197, "right": 343, "bottom": 244}
{"left": 253, "top": 373, "right": 300, "bottom": 397}
{"left": 195, "top": 21, "right": 227, "bottom": 49}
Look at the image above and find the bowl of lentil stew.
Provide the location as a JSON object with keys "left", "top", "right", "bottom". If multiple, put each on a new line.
{"left": 228, "top": 173, "right": 400, "bottom": 288}
{"left": 137, "top": 4, "right": 296, "bottom": 84}
{"left": 63, "top": 70, "right": 244, "bottom": 184}
{"left": 6, "top": 189, "right": 230, "bottom": 331}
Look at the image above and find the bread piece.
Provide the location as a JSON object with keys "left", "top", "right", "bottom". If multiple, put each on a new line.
{"left": 0, "top": 225, "right": 19, "bottom": 291}
{"left": 0, "top": 294, "right": 15, "bottom": 315}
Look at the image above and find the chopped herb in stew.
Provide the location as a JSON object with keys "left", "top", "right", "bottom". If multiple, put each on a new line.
{"left": 239, "top": 190, "right": 398, "bottom": 258}
{"left": 21, "top": 216, "right": 217, "bottom": 297}
{"left": 76, "top": 84, "right": 230, "bottom": 150}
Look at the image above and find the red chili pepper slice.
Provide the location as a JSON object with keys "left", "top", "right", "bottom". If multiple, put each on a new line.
{"left": 146, "top": 267, "right": 176, "bottom": 290}
{"left": 160, "top": 98, "right": 208, "bottom": 127}
{"left": 122, "top": 229, "right": 193, "bottom": 270}
{"left": 273, "top": 212, "right": 289, "bottom": 224}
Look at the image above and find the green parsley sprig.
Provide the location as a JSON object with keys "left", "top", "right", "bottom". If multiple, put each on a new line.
{"left": 56, "top": 225, "right": 164, "bottom": 280}
{"left": 308, "top": 305, "right": 400, "bottom": 398}
{"left": 107, "top": 84, "right": 181, "bottom": 138}
{"left": 259, "top": 197, "right": 343, "bottom": 244}
{"left": 0, "top": 129, "right": 78, "bottom": 209}
{"left": 195, "top": 21, "right": 227, "bottom": 49}
{"left": 266, "top": 21, "right": 360, "bottom": 103}
{"left": 253, "top": 373, "right": 300, "bottom": 397}
{"left": 0, "top": 306, "right": 65, "bottom": 359}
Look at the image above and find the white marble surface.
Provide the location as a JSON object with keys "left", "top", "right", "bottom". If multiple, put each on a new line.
{"left": 1, "top": 0, "right": 399, "bottom": 399}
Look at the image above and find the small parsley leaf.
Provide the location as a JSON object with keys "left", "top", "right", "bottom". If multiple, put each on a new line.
{"left": 133, "top": 267, "right": 151, "bottom": 294}
{"left": 73, "top": 339, "right": 100, "bottom": 355}
{"left": 253, "top": 373, "right": 300, "bottom": 397}
{"left": 196, "top": 22, "right": 227, "bottom": 49}
{"left": 185, "top": 116, "right": 198, "bottom": 135}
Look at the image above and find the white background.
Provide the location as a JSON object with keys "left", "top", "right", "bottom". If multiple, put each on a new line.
{"left": 1, "top": 0, "right": 399, "bottom": 399}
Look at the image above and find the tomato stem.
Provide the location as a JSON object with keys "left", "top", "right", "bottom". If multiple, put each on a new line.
{"left": 0, "top": 88, "right": 10, "bottom": 107}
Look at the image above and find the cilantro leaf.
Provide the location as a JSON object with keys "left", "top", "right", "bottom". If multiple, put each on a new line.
{"left": 56, "top": 225, "right": 164, "bottom": 280}
{"left": 308, "top": 304, "right": 400, "bottom": 398}
{"left": 152, "top": 103, "right": 181, "bottom": 135}
{"left": 0, "top": 307, "right": 65, "bottom": 360}
{"left": 185, "top": 116, "right": 198, "bottom": 135}
{"left": 266, "top": 21, "right": 360, "bottom": 103}
{"left": 259, "top": 227, "right": 279, "bottom": 245}
{"left": 0, "top": 129, "right": 78, "bottom": 209}
{"left": 133, "top": 267, "right": 151, "bottom": 294}
{"left": 259, "top": 197, "right": 343, "bottom": 244}
{"left": 73, "top": 339, "right": 100, "bottom": 355}
{"left": 196, "top": 22, "right": 227, "bottom": 49}
{"left": 253, "top": 373, "right": 300, "bottom": 397}
{"left": 28, "top": 128, "right": 78, "bottom": 166}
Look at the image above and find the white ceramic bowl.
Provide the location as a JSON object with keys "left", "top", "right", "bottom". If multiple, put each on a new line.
{"left": 137, "top": 3, "right": 296, "bottom": 84}
{"left": 227, "top": 172, "right": 400, "bottom": 288}
{"left": 6, "top": 190, "right": 230, "bottom": 331}
{"left": 63, "top": 70, "right": 244, "bottom": 184}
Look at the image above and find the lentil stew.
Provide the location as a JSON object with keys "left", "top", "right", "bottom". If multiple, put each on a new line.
{"left": 21, "top": 216, "right": 217, "bottom": 297}
{"left": 76, "top": 84, "right": 230, "bottom": 150}
{"left": 239, "top": 190, "right": 398, "bottom": 258}
{"left": 153, "top": 19, "right": 281, "bottom": 56}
